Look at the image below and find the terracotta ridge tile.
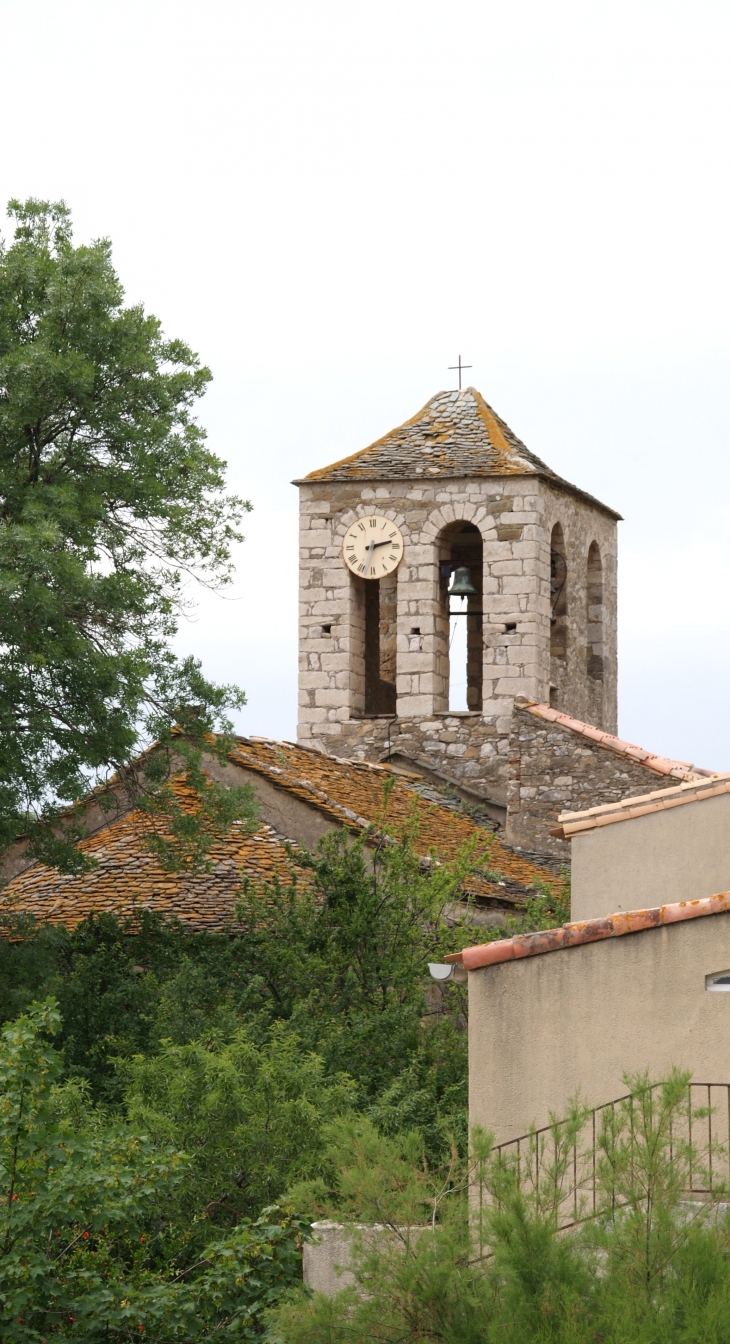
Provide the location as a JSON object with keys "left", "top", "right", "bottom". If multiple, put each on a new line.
{"left": 447, "top": 890, "right": 730, "bottom": 971}
{"left": 554, "top": 772, "right": 730, "bottom": 838}
{"left": 515, "top": 699, "right": 712, "bottom": 782}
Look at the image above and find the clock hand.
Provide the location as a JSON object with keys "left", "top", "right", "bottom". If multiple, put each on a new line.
{"left": 364, "top": 539, "right": 376, "bottom": 575}
{"left": 371, "top": 538, "right": 397, "bottom": 548}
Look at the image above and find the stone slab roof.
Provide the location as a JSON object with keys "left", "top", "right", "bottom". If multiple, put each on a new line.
{"left": 446, "top": 891, "right": 730, "bottom": 972}
{"left": 552, "top": 770, "right": 730, "bottom": 841}
{"left": 0, "top": 782, "right": 306, "bottom": 934}
{"left": 231, "top": 737, "right": 554, "bottom": 903}
{"left": 295, "top": 387, "right": 621, "bottom": 520}
{"left": 516, "top": 699, "right": 713, "bottom": 784}
{"left": 0, "top": 740, "right": 556, "bottom": 933}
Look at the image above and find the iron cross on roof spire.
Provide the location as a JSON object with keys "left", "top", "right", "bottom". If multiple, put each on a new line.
{"left": 448, "top": 355, "right": 472, "bottom": 390}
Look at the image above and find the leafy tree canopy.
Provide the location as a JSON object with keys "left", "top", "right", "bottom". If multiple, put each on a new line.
{"left": 0, "top": 1000, "right": 310, "bottom": 1341}
{"left": 0, "top": 198, "right": 251, "bottom": 868}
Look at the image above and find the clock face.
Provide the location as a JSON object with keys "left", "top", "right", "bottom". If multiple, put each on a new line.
{"left": 343, "top": 515, "right": 404, "bottom": 579}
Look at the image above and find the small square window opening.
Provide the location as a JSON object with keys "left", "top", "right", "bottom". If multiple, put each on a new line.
{"left": 706, "top": 971, "right": 730, "bottom": 991}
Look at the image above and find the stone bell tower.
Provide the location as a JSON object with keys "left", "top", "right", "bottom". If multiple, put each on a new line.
{"left": 294, "top": 387, "right": 620, "bottom": 806}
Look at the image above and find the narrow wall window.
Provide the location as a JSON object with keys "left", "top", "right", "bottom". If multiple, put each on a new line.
{"left": 364, "top": 573, "right": 397, "bottom": 714}
{"left": 550, "top": 524, "right": 568, "bottom": 661}
{"left": 586, "top": 541, "right": 604, "bottom": 681}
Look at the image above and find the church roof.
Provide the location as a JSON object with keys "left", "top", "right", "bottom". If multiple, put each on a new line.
{"left": 229, "top": 736, "right": 554, "bottom": 903}
{"left": 296, "top": 387, "right": 621, "bottom": 520}
{"left": 0, "top": 741, "right": 557, "bottom": 932}
{"left": 0, "top": 782, "right": 306, "bottom": 935}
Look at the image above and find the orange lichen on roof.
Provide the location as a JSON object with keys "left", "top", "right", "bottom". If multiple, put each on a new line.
{"left": 294, "top": 387, "right": 620, "bottom": 519}
{"left": 230, "top": 737, "right": 554, "bottom": 901}
{"left": 0, "top": 784, "right": 306, "bottom": 934}
{"left": 517, "top": 699, "right": 713, "bottom": 783}
{"left": 446, "top": 891, "right": 730, "bottom": 972}
{"left": 552, "top": 770, "right": 730, "bottom": 841}
{"left": 0, "top": 740, "right": 555, "bottom": 934}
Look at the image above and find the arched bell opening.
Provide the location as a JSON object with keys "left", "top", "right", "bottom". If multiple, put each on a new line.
{"left": 550, "top": 524, "right": 568, "bottom": 659}
{"left": 438, "top": 522, "right": 483, "bottom": 712}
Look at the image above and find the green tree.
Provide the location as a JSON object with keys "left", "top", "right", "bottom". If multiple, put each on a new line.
{"left": 0, "top": 197, "right": 251, "bottom": 869}
{"left": 0, "top": 908, "right": 267, "bottom": 1100}
{"left": 122, "top": 1027, "right": 356, "bottom": 1237}
{"left": 275, "top": 1073, "right": 730, "bottom": 1344}
{"left": 234, "top": 814, "right": 480, "bottom": 1110}
{"left": 0, "top": 999, "right": 310, "bottom": 1341}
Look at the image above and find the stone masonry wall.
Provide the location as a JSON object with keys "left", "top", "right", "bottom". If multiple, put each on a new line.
{"left": 297, "top": 475, "right": 618, "bottom": 803}
{"left": 327, "top": 711, "right": 507, "bottom": 807}
{"left": 506, "top": 703, "right": 674, "bottom": 859}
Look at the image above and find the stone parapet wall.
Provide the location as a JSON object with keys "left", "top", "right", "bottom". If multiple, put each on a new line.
{"left": 506, "top": 704, "right": 671, "bottom": 858}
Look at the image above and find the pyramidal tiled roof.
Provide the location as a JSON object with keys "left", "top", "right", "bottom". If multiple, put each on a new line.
{"left": 296, "top": 387, "right": 621, "bottom": 519}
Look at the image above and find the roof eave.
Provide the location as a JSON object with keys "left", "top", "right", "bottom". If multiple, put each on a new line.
{"left": 447, "top": 891, "right": 730, "bottom": 971}
{"left": 293, "top": 469, "right": 622, "bottom": 521}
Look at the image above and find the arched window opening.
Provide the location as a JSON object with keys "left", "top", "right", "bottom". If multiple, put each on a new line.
{"left": 438, "top": 522, "right": 483, "bottom": 712}
{"left": 550, "top": 524, "right": 568, "bottom": 661}
{"left": 364, "top": 571, "right": 397, "bottom": 714}
{"left": 586, "top": 542, "right": 604, "bottom": 681}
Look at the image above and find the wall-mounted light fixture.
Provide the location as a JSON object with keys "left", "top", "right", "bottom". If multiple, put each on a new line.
{"left": 428, "top": 962, "right": 468, "bottom": 984}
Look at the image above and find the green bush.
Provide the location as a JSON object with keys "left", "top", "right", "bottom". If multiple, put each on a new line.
{"left": 0, "top": 1000, "right": 309, "bottom": 1340}
{"left": 122, "top": 1027, "right": 356, "bottom": 1232}
{"left": 273, "top": 1071, "right": 730, "bottom": 1344}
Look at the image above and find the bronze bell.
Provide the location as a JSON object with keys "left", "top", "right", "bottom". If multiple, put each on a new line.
{"left": 448, "top": 566, "right": 478, "bottom": 598}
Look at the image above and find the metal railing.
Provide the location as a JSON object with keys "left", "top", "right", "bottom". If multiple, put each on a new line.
{"left": 486, "top": 1082, "right": 730, "bottom": 1233}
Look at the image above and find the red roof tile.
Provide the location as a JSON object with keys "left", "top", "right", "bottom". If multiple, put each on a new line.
{"left": 516, "top": 699, "right": 713, "bottom": 783}
{"left": 553, "top": 771, "right": 730, "bottom": 840}
{"left": 447, "top": 891, "right": 730, "bottom": 971}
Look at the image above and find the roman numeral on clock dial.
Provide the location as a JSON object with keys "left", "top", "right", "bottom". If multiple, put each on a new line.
{"left": 342, "top": 516, "right": 405, "bottom": 580}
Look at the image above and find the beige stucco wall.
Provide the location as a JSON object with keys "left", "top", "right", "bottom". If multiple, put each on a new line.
{"left": 202, "top": 754, "right": 335, "bottom": 850}
{"left": 570, "top": 791, "right": 730, "bottom": 923}
{"left": 302, "top": 1222, "right": 429, "bottom": 1297}
{"left": 468, "top": 911, "right": 730, "bottom": 1145}
{"left": 302, "top": 1223, "right": 358, "bottom": 1296}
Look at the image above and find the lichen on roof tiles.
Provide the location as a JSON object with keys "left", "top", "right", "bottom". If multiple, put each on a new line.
{"left": 0, "top": 783, "right": 307, "bottom": 934}
{"left": 0, "top": 737, "right": 556, "bottom": 933}
{"left": 229, "top": 737, "right": 554, "bottom": 901}
{"left": 295, "top": 387, "right": 620, "bottom": 519}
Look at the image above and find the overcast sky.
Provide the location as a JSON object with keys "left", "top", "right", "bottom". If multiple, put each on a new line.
{"left": 2, "top": 0, "right": 729, "bottom": 768}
